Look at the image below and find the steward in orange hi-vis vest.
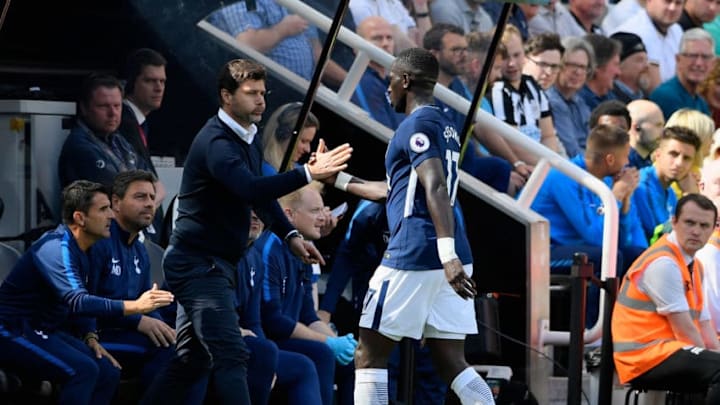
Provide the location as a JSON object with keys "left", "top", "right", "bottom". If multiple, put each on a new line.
{"left": 612, "top": 234, "right": 704, "bottom": 384}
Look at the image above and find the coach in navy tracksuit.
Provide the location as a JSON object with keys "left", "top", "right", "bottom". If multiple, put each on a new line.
{"left": 0, "top": 180, "right": 174, "bottom": 405}
{"left": 87, "top": 170, "right": 178, "bottom": 395}
{"left": 139, "top": 59, "right": 351, "bottom": 404}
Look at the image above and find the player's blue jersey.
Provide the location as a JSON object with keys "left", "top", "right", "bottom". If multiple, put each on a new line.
{"left": 382, "top": 105, "right": 473, "bottom": 270}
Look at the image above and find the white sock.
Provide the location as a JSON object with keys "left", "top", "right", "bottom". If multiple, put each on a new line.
{"left": 354, "top": 368, "right": 388, "bottom": 405}
{"left": 451, "top": 367, "right": 496, "bottom": 405}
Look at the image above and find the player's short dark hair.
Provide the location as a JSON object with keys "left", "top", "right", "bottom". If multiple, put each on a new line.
{"left": 659, "top": 126, "right": 702, "bottom": 152}
{"left": 217, "top": 59, "right": 266, "bottom": 101}
{"left": 586, "top": 124, "right": 629, "bottom": 162}
{"left": 392, "top": 48, "right": 439, "bottom": 91}
{"left": 62, "top": 180, "right": 108, "bottom": 225}
{"left": 675, "top": 193, "right": 717, "bottom": 224}
{"left": 589, "top": 100, "right": 631, "bottom": 129}
{"left": 423, "top": 23, "right": 465, "bottom": 51}
{"left": 123, "top": 48, "right": 167, "bottom": 95}
{"left": 112, "top": 170, "right": 157, "bottom": 199}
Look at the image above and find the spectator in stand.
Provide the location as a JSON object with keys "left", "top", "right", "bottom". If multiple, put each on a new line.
{"left": 531, "top": 124, "right": 646, "bottom": 326}
{"left": 610, "top": 0, "right": 684, "bottom": 91}
{"left": 698, "top": 59, "right": 720, "bottom": 128}
{"left": 650, "top": 28, "right": 715, "bottom": 120}
{"left": 547, "top": 36, "right": 595, "bottom": 158}
{"left": 632, "top": 127, "right": 701, "bottom": 243}
{"left": 59, "top": 74, "right": 152, "bottom": 189}
{"left": 424, "top": 23, "right": 528, "bottom": 195}
{"left": 523, "top": 33, "right": 564, "bottom": 91}
{"left": 430, "top": 0, "right": 494, "bottom": 35}
{"left": 490, "top": 24, "right": 562, "bottom": 162}
{"left": 483, "top": 1, "right": 532, "bottom": 40}
{"left": 610, "top": 32, "right": 651, "bottom": 103}
{"left": 696, "top": 159, "right": 720, "bottom": 334}
{"left": 589, "top": 100, "right": 632, "bottom": 131}
{"left": 612, "top": 194, "right": 720, "bottom": 402}
{"left": 120, "top": 48, "right": 169, "bottom": 243}
{"left": 529, "top": 0, "right": 605, "bottom": 38}
{"left": 0, "top": 180, "right": 174, "bottom": 405}
{"left": 259, "top": 183, "right": 357, "bottom": 405}
{"left": 528, "top": 0, "right": 575, "bottom": 38}
{"left": 463, "top": 30, "right": 535, "bottom": 189}
{"left": 463, "top": 30, "right": 504, "bottom": 91}
{"left": 578, "top": 34, "right": 622, "bottom": 111}
{"left": 666, "top": 108, "right": 716, "bottom": 198}
{"left": 627, "top": 99, "right": 666, "bottom": 169}
{"left": 352, "top": 16, "right": 406, "bottom": 130}
{"left": 602, "top": 0, "right": 644, "bottom": 34}
{"left": 350, "top": 0, "right": 431, "bottom": 52}
{"left": 207, "top": 0, "right": 346, "bottom": 87}
{"left": 678, "top": 0, "right": 720, "bottom": 31}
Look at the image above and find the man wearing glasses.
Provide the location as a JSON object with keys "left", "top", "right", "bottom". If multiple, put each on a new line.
{"left": 650, "top": 28, "right": 715, "bottom": 120}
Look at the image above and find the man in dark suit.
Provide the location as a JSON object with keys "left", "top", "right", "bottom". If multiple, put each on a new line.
{"left": 120, "top": 48, "right": 168, "bottom": 242}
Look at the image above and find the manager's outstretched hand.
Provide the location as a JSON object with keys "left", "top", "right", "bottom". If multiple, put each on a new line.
{"left": 307, "top": 139, "right": 352, "bottom": 180}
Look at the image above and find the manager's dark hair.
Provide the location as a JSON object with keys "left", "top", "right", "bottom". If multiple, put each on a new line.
{"left": 112, "top": 170, "right": 157, "bottom": 199}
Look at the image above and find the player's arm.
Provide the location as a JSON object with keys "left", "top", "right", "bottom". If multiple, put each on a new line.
{"left": 334, "top": 172, "right": 387, "bottom": 202}
{"left": 415, "top": 158, "right": 476, "bottom": 299}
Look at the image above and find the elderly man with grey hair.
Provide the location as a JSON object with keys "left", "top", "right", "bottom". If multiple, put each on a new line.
{"left": 546, "top": 36, "right": 597, "bottom": 157}
{"left": 650, "top": 28, "right": 715, "bottom": 120}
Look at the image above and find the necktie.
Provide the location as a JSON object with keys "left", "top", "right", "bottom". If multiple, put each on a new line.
{"left": 138, "top": 121, "right": 149, "bottom": 147}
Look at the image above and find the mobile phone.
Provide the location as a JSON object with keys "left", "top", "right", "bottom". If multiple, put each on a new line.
{"left": 331, "top": 202, "right": 348, "bottom": 218}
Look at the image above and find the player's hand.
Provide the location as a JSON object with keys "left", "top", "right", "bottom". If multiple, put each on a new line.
{"left": 87, "top": 339, "right": 122, "bottom": 369}
{"left": 444, "top": 258, "right": 476, "bottom": 300}
{"left": 288, "top": 238, "right": 326, "bottom": 266}
{"left": 134, "top": 283, "right": 175, "bottom": 313}
{"left": 307, "top": 139, "right": 352, "bottom": 180}
{"left": 137, "top": 315, "right": 176, "bottom": 347}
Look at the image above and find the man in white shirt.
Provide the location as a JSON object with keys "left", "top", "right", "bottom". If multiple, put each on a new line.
{"left": 611, "top": 0, "right": 684, "bottom": 92}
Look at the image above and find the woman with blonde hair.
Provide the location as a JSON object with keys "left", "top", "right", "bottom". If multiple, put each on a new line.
{"left": 666, "top": 108, "right": 716, "bottom": 196}
{"left": 262, "top": 102, "right": 321, "bottom": 175}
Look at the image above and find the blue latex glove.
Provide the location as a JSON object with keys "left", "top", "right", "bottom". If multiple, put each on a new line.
{"left": 326, "top": 333, "right": 357, "bottom": 365}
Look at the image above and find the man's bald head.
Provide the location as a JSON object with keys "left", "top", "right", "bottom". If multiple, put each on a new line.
{"left": 627, "top": 99, "right": 665, "bottom": 154}
{"left": 357, "top": 16, "right": 395, "bottom": 55}
{"left": 627, "top": 99, "right": 664, "bottom": 126}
